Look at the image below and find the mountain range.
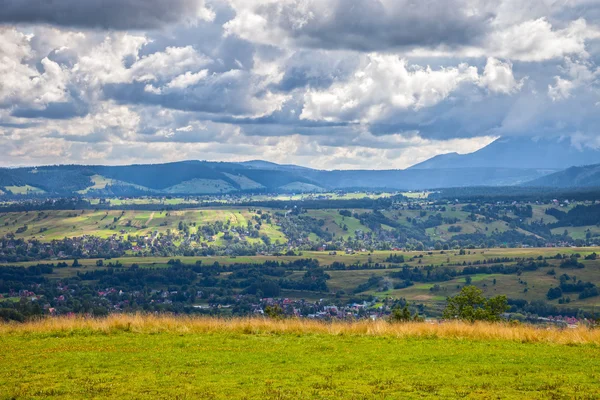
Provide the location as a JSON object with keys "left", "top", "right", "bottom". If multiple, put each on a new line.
{"left": 410, "top": 136, "right": 600, "bottom": 170}
{"left": 1, "top": 136, "right": 600, "bottom": 196}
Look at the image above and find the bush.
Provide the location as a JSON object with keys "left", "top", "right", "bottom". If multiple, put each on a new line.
{"left": 560, "top": 258, "right": 585, "bottom": 269}
{"left": 547, "top": 287, "right": 563, "bottom": 300}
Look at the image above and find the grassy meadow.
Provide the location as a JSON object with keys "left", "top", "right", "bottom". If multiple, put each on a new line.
{"left": 1, "top": 315, "right": 600, "bottom": 399}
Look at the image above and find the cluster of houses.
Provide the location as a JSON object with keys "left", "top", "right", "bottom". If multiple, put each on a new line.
{"left": 252, "top": 297, "right": 389, "bottom": 320}
{"left": 0, "top": 235, "right": 129, "bottom": 262}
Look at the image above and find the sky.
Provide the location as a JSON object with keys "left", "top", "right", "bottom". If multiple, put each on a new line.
{"left": 1, "top": 0, "right": 600, "bottom": 169}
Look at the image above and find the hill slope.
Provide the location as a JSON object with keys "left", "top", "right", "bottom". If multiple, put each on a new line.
{"left": 526, "top": 164, "right": 600, "bottom": 187}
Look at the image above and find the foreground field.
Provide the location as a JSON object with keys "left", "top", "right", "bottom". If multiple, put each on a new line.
{"left": 1, "top": 316, "right": 600, "bottom": 399}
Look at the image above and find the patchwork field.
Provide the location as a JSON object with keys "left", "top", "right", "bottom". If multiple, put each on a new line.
{"left": 0, "top": 201, "right": 584, "bottom": 246}
{"left": 0, "top": 208, "right": 286, "bottom": 243}
{"left": 1, "top": 316, "right": 599, "bottom": 399}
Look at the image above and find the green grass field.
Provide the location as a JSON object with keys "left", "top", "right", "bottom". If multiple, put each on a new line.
{"left": 4, "top": 247, "right": 596, "bottom": 268}
{"left": 1, "top": 317, "right": 600, "bottom": 399}
{"left": 4, "top": 185, "right": 45, "bottom": 195}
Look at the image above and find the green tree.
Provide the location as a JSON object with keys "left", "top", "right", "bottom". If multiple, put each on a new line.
{"left": 264, "top": 305, "right": 284, "bottom": 319}
{"left": 389, "top": 306, "right": 423, "bottom": 323}
{"left": 389, "top": 306, "right": 411, "bottom": 323}
{"left": 443, "top": 286, "right": 508, "bottom": 322}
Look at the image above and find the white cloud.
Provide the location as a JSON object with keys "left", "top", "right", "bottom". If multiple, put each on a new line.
{"left": 167, "top": 70, "right": 209, "bottom": 89}
{"left": 548, "top": 58, "right": 600, "bottom": 101}
{"left": 131, "top": 46, "right": 211, "bottom": 83}
{"left": 300, "top": 54, "right": 484, "bottom": 123}
{"left": 74, "top": 34, "right": 149, "bottom": 86}
{"left": 0, "top": 28, "right": 71, "bottom": 108}
{"left": 479, "top": 57, "right": 523, "bottom": 94}
{"left": 487, "top": 18, "right": 600, "bottom": 62}
{"left": 548, "top": 77, "right": 575, "bottom": 101}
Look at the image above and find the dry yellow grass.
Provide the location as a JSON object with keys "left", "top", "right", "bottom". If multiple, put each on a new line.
{"left": 2, "top": 314, "right": 599, "bottom": 345}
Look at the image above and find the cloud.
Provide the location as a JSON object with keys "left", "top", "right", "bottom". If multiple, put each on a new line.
{"left": 0, "top": 29, "right": 74, "bottom": 114}
{"left": 2, "top": 0, "right": 600, "bottom": 169}
{"left": 299, "top": 54, "right": 521, "bottom": 124}
{"left": 105, "top": 69, "right": 290, "bottom": 118}
{"left": 0, "top": 0, "right": 214, "bottom": 29}
{"left": 486, "top": 18, "right": 600, "bottom": 62}
{"left": 225, "top": 0, "right": 492, "bottom": 51}
{"left": 479, "top": 58, "right": 523, "bottom": 94}
{"left": 166, "top": 70, "right": 209, "bottom": 89}
{"left": 548, "top": 57, "right": 600, "bottom": 101}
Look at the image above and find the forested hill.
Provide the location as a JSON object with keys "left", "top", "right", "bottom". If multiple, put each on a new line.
{"left": 526, "top": 164, "right": 600, "bottom": 188}
{"left": 0, "top": 160, "right": 555, "bottom": 196}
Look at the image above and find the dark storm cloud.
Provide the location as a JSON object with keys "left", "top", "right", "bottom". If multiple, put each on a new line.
{"left": 11, "top": 101, "right": 89, "bottom": 120}
{"left": 0, "top": 0, "right": 209, "bottom": 29}
{"left": 103, "top": 71, "right": 262, "bottom": 116}
{"left": 273, "top": 51, "right": 358, "bottom": 92}
{"left": 257, "top": 0, "right": 493, "bottom": 51}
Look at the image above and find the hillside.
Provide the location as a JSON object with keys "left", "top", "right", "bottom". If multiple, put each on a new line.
{"left": 0, "top": 161, "right": 320, "bottom": 196}
{"left": 410, "top": 136, "right": 600, "bottom": 170}
{"left": 0, "top": 161, "right": 552, "bottom": 197}
{"left": 526, "top": 164, "right": 600, "bottom": 188}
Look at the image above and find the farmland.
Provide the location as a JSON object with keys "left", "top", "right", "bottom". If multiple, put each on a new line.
{"left": 1, "top": 316, "right": 600, "bottom": 399}
{"left": 0, "top": 208, "right": 286, "bottom": 244}
{"left": 3, "top": 247, "right": 600, "bottom": 315}
{"left": 0, "top": 201, "right": 585, "bottom": 246}
{"left": 4, "top": 194, "right": 600, "bottom": 320}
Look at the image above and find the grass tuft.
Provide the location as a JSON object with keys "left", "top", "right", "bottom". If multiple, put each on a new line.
{"left": 2, "top": 314, "right": 600, "bottom": 345}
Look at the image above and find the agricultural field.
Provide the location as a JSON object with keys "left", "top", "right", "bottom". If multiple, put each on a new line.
{"left": 4, "top": 185, "right": 45, "bottom": 195}
{"left": 401, "top": 191, "right": 432, "bottom": 199}
{"left": 85, "top": 191, "right": 394, "bottom": 205}
{"left": 88, "top": 197, "right": 212, "bottom": 206}
{"left": 77, "top": 175, "right": 152, "bottom": 195}
{"left": 4, "top": 247, "right": 600, "bottom": 313}
{"left": 1, "top": 316, "right": 600, "bottom": 399}
{"left": 0, "top": 200, "right": 589, "bottom": 247}
{"left": 552, "top": 225, "right": 600, "bottom": 240}
{"left": 0, "top": 208, "right": 286, "bottom": 243}
{"left": 4, "top": 247, "right": 594, "bottom": 268}
{"left": 306, "top": 209, "right": 372, "bottom": 240}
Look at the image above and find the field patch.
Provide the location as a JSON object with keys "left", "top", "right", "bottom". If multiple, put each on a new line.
{"left": 279, "top": 182, "right": 325, "bottom": 192}
{"left": 223, "top": 173, "right": 265, "bottom": 190}
{"left": 1, "top": 317, "right": 600, "bottom": 399}
{"left": 164, "top": 179, "right": 237, "bottom": 194}
{"left": 77, "top": 175, "right": 153, "bottom": 194}
{"left": 4, "top": 185, "right": 45, "bottom": 195}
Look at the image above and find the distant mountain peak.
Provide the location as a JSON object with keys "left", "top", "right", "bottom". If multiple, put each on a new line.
{"left": 409, "top": 136, "right": 600, "bottom": 170}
